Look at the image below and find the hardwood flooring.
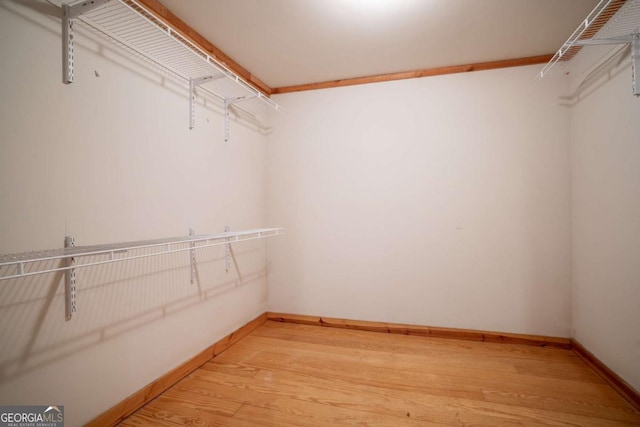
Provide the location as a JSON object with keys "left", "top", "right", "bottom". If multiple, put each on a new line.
{"left": 120, "top": 321, "right": 640, "bottom": 426}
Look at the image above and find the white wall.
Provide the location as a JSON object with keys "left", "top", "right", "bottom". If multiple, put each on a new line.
{"left": 570, "top": 49, "right": 640, "bottom": 391}
{"left": 4, "top": 1, "right": 637, "bottom": 421}
{"left": 267, "top": 65, "right": 572, "bottom": 337}
{"left": 0, "top": 2, "right": 269, "bottom": 425}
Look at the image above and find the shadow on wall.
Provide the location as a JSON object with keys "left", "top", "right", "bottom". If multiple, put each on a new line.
{"left": 0, "top": 0, "right": 271, "bottom": 136}
{"left": 559, "top": 45, "right": 631, "bottom": 107}
{"left": 0, "top": 242, "right": 268, "bottom": 383}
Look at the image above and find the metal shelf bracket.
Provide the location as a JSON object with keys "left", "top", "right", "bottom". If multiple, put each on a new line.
{"left": 189, "top": 75, "right": 225, "bottom": 129}
{"left": 62, "top": 5, "right": 74, "bottom": 83}
{"left": 64, "top": 236, "right": 77, "bottom": 321}
{"left": 633, "top": 33, "right": 639, "bottom": 96}
{"left": 574, "top": 32, "right": 640, "bottom": 96}
{"left": 62, "top": 0, "right": 112, "bottom": 84}
{"left": 189, "top": 228, "right": 196, "bottom": 284}
{"left": 224, "top": 95, "right": 256, "bottom": 142}
{"left": 224, "top": 226, "right": 231, "bottom": 273}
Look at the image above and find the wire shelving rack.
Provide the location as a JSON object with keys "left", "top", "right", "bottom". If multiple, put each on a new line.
{"left": 538, "top": 0, "right": 640, "bottom": 96}
{"left": 56, "top": 0, "right": 281, "bottom": 139}
{"left": 0, "top": 228, "right": 284, "bottom": 320}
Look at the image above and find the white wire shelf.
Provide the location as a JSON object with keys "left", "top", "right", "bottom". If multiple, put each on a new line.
{"left": 0, "top": 228, "right": 284, "bottom": 282}
{"left": 538, "top": 0, "right": 618, "bottom": 80}
{"left": 55, "top": 0, "right": 281, "bottom": 138}
{"left": 538, "top": 0, "right": 640, "bottom": 95}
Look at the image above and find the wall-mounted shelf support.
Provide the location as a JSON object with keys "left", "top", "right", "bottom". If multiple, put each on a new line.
{"left": 224, "top": 97, "right": 245, "bottom": 142}
{"left": 62, "top": 5, "right": 73, "bottom": 83}
{"left": 64, "top": 236, "right": 77, "bottom": 321}
{"left": 224, "top": 96, "right": 256, "bottom": 142}
{"left": 224, "top": 225, "right": 231, "bottom": 273}
{"left": 62, "top": 0, "right": 111, "bottom": 83}
{"left": 574, "top": 32, "right": 640, "bottom": 96}
{"left": 633, "top": 33, "right": 639, "bottom": 95}
{"left": 0, "top": 228, "right": 284, "bottom": 320}
{"left": 189, "top": 75, "right": 225, "bottom": 129}
{"left": 189, "top": 228, "right": 196, "bottom": 284}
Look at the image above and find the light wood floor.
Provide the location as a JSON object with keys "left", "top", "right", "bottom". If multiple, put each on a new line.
{"left": 120, "top": 321, "right": 640, "bottom": 426}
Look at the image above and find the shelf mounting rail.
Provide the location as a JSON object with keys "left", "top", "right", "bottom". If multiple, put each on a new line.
{"left": 62, "top": 0, "right": 112, "bottom": 83}
{"left": 0, "top": 228, "right": 284, "bottom": 320}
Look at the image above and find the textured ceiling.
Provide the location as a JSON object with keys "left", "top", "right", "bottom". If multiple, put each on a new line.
{"left": 160, "top": 0, "right": 599, "bottom": 88}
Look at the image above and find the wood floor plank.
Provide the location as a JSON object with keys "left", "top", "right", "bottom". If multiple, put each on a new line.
{"left": 254, "top": 322, "right": 608, "bottom": 385}
{"left": 218, "top": 345, "right": 624, "bottom": 406}
{"left": 119, "top": 395, "right": 234, "bottom": 427}
{"left": 193, "top": 358, "right": 635, "bottom": 427}
{"left": 189, "top": 367, "right": 524, "bottom": 426}
{"left": 212, "top": 347, "right": 489, "bottom": 400}
{"left": 207, "top": 349, "right": 638, "bottom": 424}
{"left": 231, "top": 399, "right": 430, "bottom": 427}
{"left": 120, "top": 320, "right": 640, "bottom": 426}
{"left": 231, "top": 333, "right": 605, "bottom": 385}
{"left": 255, "top": 320, "right": 578, "bottom": 361}
{"left": 176, "top": 377, "right": 436, "bottom": 426}
{"left": 233, "top": 333, "right": 521, "bottom": 372}
{"left": 482, "top": 389, "right": 640, "bottom": 423}
{"left": 161, "top": 387, "right": 243, "bottom": 416}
